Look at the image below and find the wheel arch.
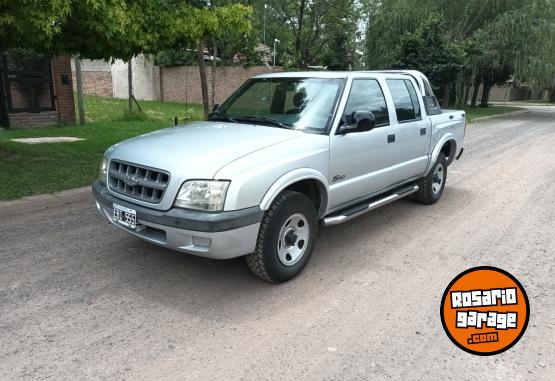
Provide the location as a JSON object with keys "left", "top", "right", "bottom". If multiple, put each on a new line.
{"left": 426, "top": 135, "right": 457, "bottom": 174}
{"left": 440, "top": 139, "right": 457, "bottom": 165}
{"left": 260, "top": 169, "right": 329, "bottom": 218}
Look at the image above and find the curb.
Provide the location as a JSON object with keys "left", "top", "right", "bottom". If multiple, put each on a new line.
{"left": 0, "top": 186, "right": 91, "bottom": 219}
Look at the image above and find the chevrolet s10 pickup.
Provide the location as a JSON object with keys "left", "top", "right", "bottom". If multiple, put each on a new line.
{"left": 93, "top": 70, "right": 465, "bottom": 283}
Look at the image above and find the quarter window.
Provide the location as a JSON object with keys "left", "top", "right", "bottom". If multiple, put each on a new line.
{"left": 386, "top": 79, "right": 421, "bottom": 122}
{"left": 344, "top": 79, "right": 389, "bottom": 126}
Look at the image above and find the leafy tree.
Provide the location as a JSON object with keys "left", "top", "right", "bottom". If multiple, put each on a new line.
{"left": 479, "top": 0, "right": 555, "bottom": 93}
{"left": 319, "top": 0, "right": 359, "bottom": 70}
{"left": 1, "top": 0, "right": 251, "bottom": 119}
{"left": 392, "top": 16, "right": 466, "bottom": 107}
{"left": 364, "top": 0, "right": 555, "bottom": 106}
{"left": 247, "top": 0, "right": 359, "bottom": 69}
{"left": 0, "top": 0, "right": 71, "bottom": 51}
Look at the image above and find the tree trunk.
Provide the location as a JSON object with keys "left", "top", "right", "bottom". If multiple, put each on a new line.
{"left": 441, "top": 83, "right": 451, "bottom": 108}
{"left": 127, "top": 60, "right": 133, "bottom": 112}
{"left": 211, "top": 41, "right": 217, "bottom": 109}
{"left": 197, "top": 41, "right": 209, "bottom": 118}
{"left": 0, "top": 61, "right": 9, "bottom": 127}
{"left": 74, "top": 57, "right": 86, "bottom": 124}
{"left": 454, "top": 80, "right": 465, "bottom": 109}
{"left": 464, "top": 84, "right": 471, "bottom": 106}
{"left": 295, "top": 0, "right": 306, "bottom": 67}
{"left": 480, "top": 81, "right": 492, "bottom": 108}
{"left": 470, "top": 76, "right": 481, "bottom": 108}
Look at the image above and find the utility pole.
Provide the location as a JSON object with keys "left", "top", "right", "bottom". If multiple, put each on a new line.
{"left": 263, "top": 4, "right": 267, "bottom": 45}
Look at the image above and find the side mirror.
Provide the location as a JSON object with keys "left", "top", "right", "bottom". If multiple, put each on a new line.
{"left": 423, "top": 96, "right": 442, "bottom": 115}
{"left": 338, "top": 111, "right": 376, "bottom": 134}
{"left": 212, "top": 103, "right": 220, "bottom": 112}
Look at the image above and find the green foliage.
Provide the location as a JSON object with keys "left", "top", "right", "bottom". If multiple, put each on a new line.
{"left": 365, "top": 0, "right": 555, "bottom": 105}
{"left": 392, "top": 16, "right": 466, "bottom": 90}
{"left": 477, "top": 0, "right": 555, "bottom": 87}
{"left": 319, "top": 0, "right": 360, "bottom": 70}
{"left": 1, "top": 1, "right": 252, "bottom": 61}
{"left": 0, "top": 0, "right": 72, "bottom": 51}
{"left": 244, "top": 0, "right": 359, "bottom": 69}
{"left": 155, "top": 49, "right": 198, "bottom": 67}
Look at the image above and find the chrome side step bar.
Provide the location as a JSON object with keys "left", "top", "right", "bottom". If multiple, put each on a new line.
{"left": 323, "top": 185, "right": 419, "bottom": 226}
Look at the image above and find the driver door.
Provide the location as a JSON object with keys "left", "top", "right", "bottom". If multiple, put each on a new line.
{"left": 328, "top": 78, "right": 396, "bottom": 211}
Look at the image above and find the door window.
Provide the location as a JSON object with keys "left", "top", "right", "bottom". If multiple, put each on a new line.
{"left": 344, "top": 79, "right": 389, "bottom": 126}
{"left": 386, "top": 79, "right": 421, "bottom": 122}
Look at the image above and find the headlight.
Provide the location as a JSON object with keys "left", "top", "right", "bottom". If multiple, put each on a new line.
{"left": 174, "top": 180, "right": 230, "bottom": 211}
{"left": 99, "top": 156, "right": 108, "bottom": 184}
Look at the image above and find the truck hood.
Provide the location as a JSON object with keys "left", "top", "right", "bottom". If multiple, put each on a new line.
{"left": 109, "top": 121, "right": 304, "bottom": 179}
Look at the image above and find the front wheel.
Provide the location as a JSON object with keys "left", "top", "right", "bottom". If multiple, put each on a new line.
{"left": 413, "top": 153, "right": 447, "bottom": 205}
{"left": 246, "top": 190, "right": 318, "bottom": 283}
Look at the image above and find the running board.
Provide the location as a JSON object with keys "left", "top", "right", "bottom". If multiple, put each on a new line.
{"left": 323, "top": 184, "right": 419, "bottom": 226}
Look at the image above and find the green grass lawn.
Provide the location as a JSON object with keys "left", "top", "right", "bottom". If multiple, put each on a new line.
{"left": 82, "top": 95, "right": 203, "bottom": 123}
{"left": 0, "top": 96, "right": 203, "bottom": 200}
{"left": 464, "top": 105, "right": 524, "bottom": 123}
{"left": 0, "top": 96, "right": 523, "bottom": 201}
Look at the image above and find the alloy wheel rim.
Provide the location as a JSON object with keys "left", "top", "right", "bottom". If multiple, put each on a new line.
{"left": 277, "top": 213, "right": 310, "bottom": 266}
{"left": 432, "top": 164, "right": 444, "bottom": 195}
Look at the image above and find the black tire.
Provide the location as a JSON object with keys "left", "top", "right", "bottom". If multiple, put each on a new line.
{"left": 413, "top": 153, "right": 448, "bottom": 205}
{"left": 246, "top": 190, "right": 318, "bottom": 283}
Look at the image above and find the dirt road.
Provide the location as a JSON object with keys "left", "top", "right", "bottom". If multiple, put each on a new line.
{"left": 1, "top": 107, "right": 554, "bottom": 380}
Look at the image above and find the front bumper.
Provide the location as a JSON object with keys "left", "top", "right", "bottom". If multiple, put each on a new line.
{"left": 92, "top": 181, "right": 262, "bottom": 259}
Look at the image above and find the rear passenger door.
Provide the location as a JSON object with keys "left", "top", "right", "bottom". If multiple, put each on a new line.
{"left": 385, "top": 78, "right": 431, "bottom": 184}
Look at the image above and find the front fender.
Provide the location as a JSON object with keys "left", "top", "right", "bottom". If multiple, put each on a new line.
{"left": 260, "top": 168, "right": 329, "bottom": 217}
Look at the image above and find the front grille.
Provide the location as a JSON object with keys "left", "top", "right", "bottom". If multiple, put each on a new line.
{"left": 108, "top": 160, "right": 170, "bottom": 203}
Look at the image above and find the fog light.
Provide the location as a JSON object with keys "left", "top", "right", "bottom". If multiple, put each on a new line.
{"left": 192, "top": 236, "right": 212, "bottom": 248}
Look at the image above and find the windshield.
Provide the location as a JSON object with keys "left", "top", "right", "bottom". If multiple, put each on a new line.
{"left": 210, "top": 77, "right": 345, "bottom": 134}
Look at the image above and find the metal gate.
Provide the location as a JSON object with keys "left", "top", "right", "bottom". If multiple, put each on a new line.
{"left": 0, "top": 50, "right": 55, "bottom": 126}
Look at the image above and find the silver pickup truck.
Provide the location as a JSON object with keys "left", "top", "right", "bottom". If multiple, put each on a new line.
{"left": 93, "top": 70, "right": 465, "bottom": 283}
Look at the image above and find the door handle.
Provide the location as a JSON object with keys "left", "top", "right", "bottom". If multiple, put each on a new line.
{"left": 420, "top": 128, "right": 426, "bottom": 136}
{"left": 387, "top": 134, "right": 395, "bottom": 143}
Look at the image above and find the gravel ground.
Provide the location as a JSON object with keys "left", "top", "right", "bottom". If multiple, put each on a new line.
{"left": 1, "top": 106, "right": 554, "bottom": 380}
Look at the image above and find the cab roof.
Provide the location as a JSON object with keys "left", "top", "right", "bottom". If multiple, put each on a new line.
{"left": 254, "top": 70, "right": 426, "bottom": 80}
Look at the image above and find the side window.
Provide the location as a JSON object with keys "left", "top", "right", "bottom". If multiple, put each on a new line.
{"left": 386, "top": 79, "right": 421, "bottom": 122}
{"left": 344, "top": 79, "right": 389, "bottom": 126}
{"left": 404, "top": 79, "right": 421, "bottom": 119}
{"left": 421, "top": 75, "right": 434, "bottom": 96}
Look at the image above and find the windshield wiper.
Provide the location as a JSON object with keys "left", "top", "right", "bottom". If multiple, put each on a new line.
{"left": 234, "top": 116, "right": 294, "bottom": 129}
{"left": 207, "top": 114, "right": 238, "bottom": 123}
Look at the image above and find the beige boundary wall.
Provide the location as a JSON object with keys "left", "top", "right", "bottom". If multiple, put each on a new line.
{"left": 159, "top": 65, "right": 280, "bottom": 104}
{"left": 72, "top": 56, "right": 281, "bottom": 104}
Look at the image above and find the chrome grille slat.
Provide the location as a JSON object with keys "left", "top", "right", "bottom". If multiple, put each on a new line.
{"left": 108, "top": 171, "right": 167, "bottom": 190}
{"left": 108, "top": 160, "right": 170, "bottom": 204}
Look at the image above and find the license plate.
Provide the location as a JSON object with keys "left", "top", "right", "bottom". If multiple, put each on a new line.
{"left": 113, "top": 203, "right": 136, "bottom": 229}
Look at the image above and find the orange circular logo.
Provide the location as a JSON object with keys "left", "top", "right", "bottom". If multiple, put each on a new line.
{"left": 440, "top": 266, "right": 529, "bottom": 355}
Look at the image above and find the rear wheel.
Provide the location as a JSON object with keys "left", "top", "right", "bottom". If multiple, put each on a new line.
{"left": 413, "top": 153, "right": 447, "bottom": 205}
{"left": 246, "top": 190, "right": 318, "bottom": 283}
